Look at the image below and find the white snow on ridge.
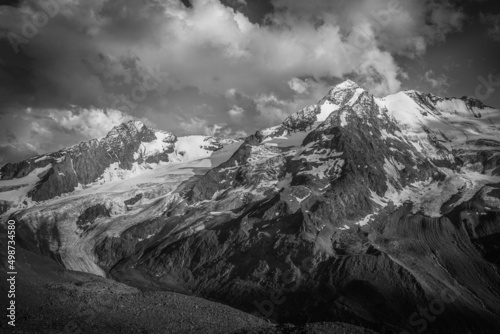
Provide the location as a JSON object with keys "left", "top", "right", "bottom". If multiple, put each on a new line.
{"left": 34, "top": 156, "right": 51, "bottom": 163}
{"left": 262, "top": 129, "right": 312, "bottom": 148}
{"left": 170, "top": 135, "right": 215, "bottom": 162}
{"left": 340, "top": 111, "right": 348, "bottom": 127}
{"left": 333, "top": 79, "right": 359, "bottom": 91}
{"left": 347, "top": 88, "right": 365, "bottom": 107}
{"left": 317, "top": 101, "right": 340, "bottom": 122}
{"left": 260, "top": 125, "right": 281, "bottom": 137}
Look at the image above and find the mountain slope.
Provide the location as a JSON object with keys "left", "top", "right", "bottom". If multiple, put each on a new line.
{"left": 0, "top": 121, "right": 238, "bottom": 214}
{"left": 2, "top": 81, "right": 500, "bottom": 333}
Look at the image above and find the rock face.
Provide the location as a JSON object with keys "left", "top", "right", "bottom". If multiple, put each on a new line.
{"left": 0, "top": 200, "right": 12, "bottom": 215}
{"left": 0, "top": 121, "right": 178, "bottom": 202}
{"left": 4, "top": 81, "right": 500, "bottom": 334}
{"left": 76, "top": 204, "right": 111, "bottom": 230}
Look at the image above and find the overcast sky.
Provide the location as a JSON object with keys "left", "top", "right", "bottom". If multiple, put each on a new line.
{"left": 0, "top": 0, "right": 499, "bottom": 165}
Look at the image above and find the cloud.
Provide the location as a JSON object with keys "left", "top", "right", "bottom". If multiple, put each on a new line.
{"left": 0, "top": 0, "right": 406, "bottom": 106}
{"left": 0, "top": 0, "right": 468, "bottom": 102}
{"left": 424, "top": 1, "right": 465, "bottom": 42}
{"left": 228, "top": 105, "right": 245, "bottom": 122}
{"left": 0, "top": 0, "right": 471, "bottom": 163}
{"left": 481, "top": 13, "right": 500, "bottom": 41}
{"left": 0, "top": 143, "right": 38, "bottom": 166}
{"left": 423, "top": 70, "right": 450, "bottom": 93}
{"left": 177, "top": 116, "right": 246, "bottom": 138}
{"left": 45, "top": 108, "right": 137, "bottom": 139}
{"left": 178, "top": 116, "right": 214, "bottom": 135}
{"left": 0, "top": 0, "right": 466, "bottom": 102}
{"left": 270, "top": 0, "right": 465, "bottom": 57}
{"left": 288, "top": 78, "right": 309, "bottom": 94}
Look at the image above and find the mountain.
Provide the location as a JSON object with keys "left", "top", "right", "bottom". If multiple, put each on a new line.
{"left": 2, "top": 80, "right": 500, "bottom": 334}
{"left": 0, "top": 120, "right": 238, "bottom": 213}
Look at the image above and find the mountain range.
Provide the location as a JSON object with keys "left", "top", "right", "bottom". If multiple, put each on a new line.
{"left": 1, "top": 80, "right": 500, "bottom": 333}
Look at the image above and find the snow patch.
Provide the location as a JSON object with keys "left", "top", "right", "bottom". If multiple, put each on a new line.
{"left": 356, "top": 214, "right": 375, "bottom": 226}
{"left": 317, "top": 101, "right": 339, "bottom": 122}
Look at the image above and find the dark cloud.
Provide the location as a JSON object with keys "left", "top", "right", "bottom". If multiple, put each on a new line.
{"left": 5, "top": 129, "right": 17, "bottom": 143}
{"left": 0, "top": 144, "right": 37, "bottom": 165}
{"left": 0, "top": 0, "right": 22, "bottom": 7}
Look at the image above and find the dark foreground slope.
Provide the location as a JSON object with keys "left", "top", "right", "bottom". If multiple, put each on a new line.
{"left": 0, "top": 231, "right": 376, "bottom": 334}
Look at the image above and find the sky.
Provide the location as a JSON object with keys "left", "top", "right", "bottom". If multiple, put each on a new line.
{"left": 0, "top": 0, "right": 499, "bottom": 165}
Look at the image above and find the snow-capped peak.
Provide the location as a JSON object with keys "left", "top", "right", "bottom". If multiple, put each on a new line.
{"left": 130, "top": 120, "right": 146, "bottom": 131}
{"left": 323, "top": 80, "right": 365, "bottom": 103}
{"left": 261, "top": 80, "right": 368, "bottom": 136}
{"left": 331, "top": 79, "right": 360, "bottom": 92}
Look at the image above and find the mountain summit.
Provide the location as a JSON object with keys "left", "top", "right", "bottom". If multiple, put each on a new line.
{"left": 2, "top": 82, "right": 500, "bottom": 333}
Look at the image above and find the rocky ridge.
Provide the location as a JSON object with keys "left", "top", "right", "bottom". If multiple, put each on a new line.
{"left": 0, "top": 121, "right": 231, "bottom": 211}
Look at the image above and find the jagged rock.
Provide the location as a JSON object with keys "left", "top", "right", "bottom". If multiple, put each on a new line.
{"left": 29, "top": 155, "right": 79, "bottom": 201}
{"left": 124, "top": 193, "right": 143, "bottom": 207}
{"left": 200, "top": 137, "right": 224, "bottom": 151}
{"left": 76, "top": 204, "right": 111, "bottom": 230}
{"left": 0, "top": 200, "right": 12, "bottom": 215}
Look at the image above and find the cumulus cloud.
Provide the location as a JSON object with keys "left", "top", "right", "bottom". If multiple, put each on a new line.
{"left": 423, "top": 70, "right": 450, "bottom": 93}
{"left": 45, "top": 108, "right": 137, "bottom": 139}
{"left": 228, "top": 105, "right": 245, "bottom": 122}
{"left": 288, "top": 78, "right": 309, "bottom": 94}
{"left": 1, "top": 0, "right": 464, "bottom": 105}
{"left": 1, "top": 0, "right": 466, "bottom": 98}
{"left": 271, "top": 0, "right": 465, "bottom": 57}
